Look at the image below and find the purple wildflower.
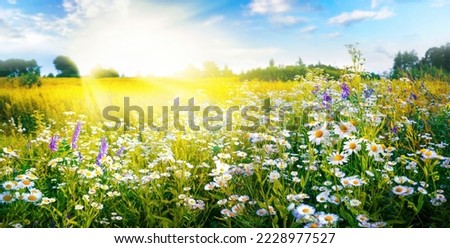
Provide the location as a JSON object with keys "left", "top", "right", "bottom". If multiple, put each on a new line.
{"left": 409, "top": 92, "right": 417, "bottom": 101}
{"left": 391, "top": 126, "right": 398, "bottom": 136}
{"left": 116, "top": 146, "right": 125, "bottom": 157}
{"left": 71, "top": 122, "right": 82, "bottom": 149}
{"left": 341, "top": 82, "right": 350, "bottom": 99}
{"left": 96, "top": 137, "right": 108, "bottom": 165}
{"left": 49, "top": 135, "right": 59, "bottom": 152}
{"left": 322, "top": 91, "right": 332, "bottom": 109}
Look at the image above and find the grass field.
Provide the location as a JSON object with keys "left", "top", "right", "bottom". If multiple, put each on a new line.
{"left": 0, "top": 75, "right": 449, "bottom": 227}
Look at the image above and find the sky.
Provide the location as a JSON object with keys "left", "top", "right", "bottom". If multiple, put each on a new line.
{"left": 1, "top": 0, "right": 449, "bottom": 76}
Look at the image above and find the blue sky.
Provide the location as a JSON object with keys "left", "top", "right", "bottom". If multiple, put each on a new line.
{"left": 1, "top": 0, "right": 449, "bottom": 76}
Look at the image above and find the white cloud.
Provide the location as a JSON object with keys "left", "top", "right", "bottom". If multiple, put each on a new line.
{"left": 248, "top": 0, "right": 292, "bottom": 15}
{"left": 329, "top": 8, "right": 394, "bottom": 26}
{"left": 7, "top": 0, "right": 17, "bottom": 4}
{"left": 431, "top": 0, "right": 450, "bottom": 7}
{"left": 269, "top": 15, "right": 302, "bottom": 25}
{"left": 300, "top": 25, "right": 317, "bottom": 33}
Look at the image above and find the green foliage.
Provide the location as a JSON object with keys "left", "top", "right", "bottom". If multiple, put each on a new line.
{"left": 90, "top": 66, "right": 120, "bottom": 78}
{"left": 53, "top": 55, "right": 80, "bottom": 78}
{"left": 0, "top": 58, "right": 41, "bottom": 78}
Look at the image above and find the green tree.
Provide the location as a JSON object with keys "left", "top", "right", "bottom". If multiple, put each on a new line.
{"left": 90, "top": 66, "right": 120, "bottom": 78}
{"left": 202, "top": 61, "right": 221, "bottom": 77}
{"left": 53, "top": 55, "right": 80, "bottom": 77}
{"left": 392, "top": 50, "right": 419, "bottom": 78}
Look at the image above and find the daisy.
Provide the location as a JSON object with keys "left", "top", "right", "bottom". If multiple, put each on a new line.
{"left": 256, "top": 209, "right": 269, "bottom": 217}
{"left": 367, "top": 142, "right": 383, "bottom": 157}
{"left": 318, "top": 213, "right": 339, "bottom": 226}
{"left": 316, "top": 192, "right": 329, "bottom": 203}
{"left": 268, "top": 170, "right": 280, "bottom": 182}
{"left": 343, "top": 139, "right": 362, "bottom": 155}
{"left": 18, "top": 179, "right": 34, "bottom": 189}
{"left": 2, "top": 181, "right": 18, "bottom": 191}
{"left": 293, "top": 204, "right": 316, "bottom": 220}
{"left": 0, "top": 192, "right": 15, "bottom": 203}
{"left": 308, "top": 125, "right": 330, "bottom": 145}
{"left": 392, "top": 185, "right": 413, "bottom": 196}
{"left": 334, "top": 122, "right": 356, "bottom": 139}
{"left": 328, "top": 152, "right": 348, "bottom": 165}
{"left": 356, "top": 214, "right": 369, "bottom": 223}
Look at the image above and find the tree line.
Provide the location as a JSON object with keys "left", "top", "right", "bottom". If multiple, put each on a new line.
{"left": 1, "top": 42, "right": 449, "bottom": 88}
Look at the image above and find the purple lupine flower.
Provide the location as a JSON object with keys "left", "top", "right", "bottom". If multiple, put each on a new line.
{"left": 96, "top": 137, "right": 108, "bottom": 165}
{"left": 341, "top": 82, "right": 350, "bottom": 99}
{"left": 116, "top": 146, "right": 124, "bottom": 157}
{"left": 387, "top": 84, "right": 392, "bottom": 93}
{"left": 71, "top": 122, "right": 82, "bottom": 149}
{"left": 322, "top": 91, "right": 332, "bottom": 109}
{"left": 49, "top": 135, "right": 59, "bottom": 152}
{"left": 391, "top": 125, "right": 398, "bottom": 136}
{"left": 409, "top": 92, "right": 417, "bottom": 101}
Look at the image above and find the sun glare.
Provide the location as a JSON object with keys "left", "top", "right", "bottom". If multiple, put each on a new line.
{"left": 68, "top": 2, "right": 233, "bottom": 77}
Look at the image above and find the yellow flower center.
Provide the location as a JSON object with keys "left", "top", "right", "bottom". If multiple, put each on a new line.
{"left": 353, "top": 180, "right": 360, "bottom": 185}
{"left": 310, "top": 223, "right": 319, "bottom": 228}
{"left": 339, "top": 124, "right": 348, "bottom": 133}
{"left": 424, "top": 151, "right": 432, "bottom": 157}
{"left": 314, "top": 130, "right": 323, "bottom": 138}
{"left": 28, "top": 195, "right": 37, "bottom": 201}
{"left": 22, "top": 179, "right": 31, "bottom": 186}
{"left": 349, "top": 142, "right": 357, "bottom": 149}
{"left": 395, "top": 187, "right": 403, "bottom": 193}
{"left": 334, "top": 154, "right": 344, "bottom": 161}
{"left": 324, "top": 215, "right": 333, "bottom": 222}
{"left": 5, "top": 184, "right": 12, "bottom": 190}
{"left": 370, "top": 145, "right": 378, "bottom": 152}
{"left": 3, "top": 194, "right": 13, "bottom": 202}
{"left": 302, "top": 208, "right": 310, "bottom": 213}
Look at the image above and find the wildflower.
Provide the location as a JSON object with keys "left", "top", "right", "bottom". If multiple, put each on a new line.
{"left": 322, "top": 91, "right": 332, "bottom": 109}
{"left": 3, "top": 181, "right": 18, "bottom": 190}
{"left": 349, "top": 199, "right": 361, "bottom": 207}
{"left": 341, "top": 82, "right": 350, "bottom": 99}
{"left": 343, "top": 139, "right": 362, "bottom": 155}
{"left": 293, "top": 204, "right": 315, "bottom": 220}
{"left": 40, "top": 197, "right": 56, "bottom": 205}
{"left": 328, "top": 152, "right": 348, "bottom": 166}
{"left": 71, "top": 122, "right": 82, "bottom": 149}
{"left": 316, "top": 192, "right": 329, "bottom": 203}
{"left": 334, "top": 122, "right": 356, "bottom": 139}
{"left": 0, "top": 192, "right": 15, "bottom": 203}
{"left": 115, "top": 146, "right": 124, "bottom": 157}
{"left": 392, "top": 185, "right": 414, "bottom": 196}
{"left": 256, "top": 208, "right": 269, "bottom": 217}
{"left": 49, "top": 135, "right": 59, "bottom": 152}
{"left": 18, "top": 179, "right": 34, "bottom": 189}
{"left": 318, "top": 213, "right": 339, "bottom": 226}
{"left": 308, "top": 125, "right": 330, "bottom": 145}
{"left": 367, "top": 142, "right": 383, "bottom": 157}
{"left": 268, "top": 170, "right": 280, "bottom": 182}
{"left": 23, "top": 190, "right": 42, "bottom": 203}
{"left": 96, "top": 137, "right": 108, "bottom": 165}
{"left": 356, "top": 214, "right": 369, "bottom": 223}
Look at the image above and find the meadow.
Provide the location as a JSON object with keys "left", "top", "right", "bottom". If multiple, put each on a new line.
{"left": 0, "top": 72, "right": 449, "bottom": 228}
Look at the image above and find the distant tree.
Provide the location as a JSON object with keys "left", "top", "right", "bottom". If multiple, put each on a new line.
{"left": 90, "top": 66, "right": 120, "bottom": 78}
{"left": 296, "top": 57, "right": 305, "bottom": 66}
{"left": 421, "top": 43, "right": 450, "bottom": 73}
{"left": 47, "top": 73, "right": 55, "bottom": 78}
{"left": 53, "top": 55, "right": 80, "bottom": 78}
{"left": 392, "top": 50, "right": 419, "bottom": 78}
{"left": 202, "top": 61, "right": 221, "bottom": 77}
{"left": 221, "top": 65, "right": 234, "bottom": 77}
{"left": 269, "top": 58, "right": 275, "bottom": 68}
{"left": 0, "top": 59, "right": 40, "bottom": 77}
